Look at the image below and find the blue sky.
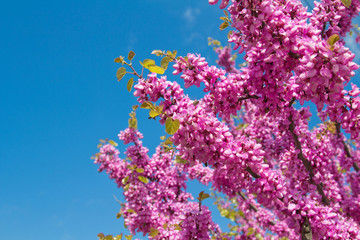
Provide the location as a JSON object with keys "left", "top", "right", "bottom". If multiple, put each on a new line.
{"left": 1, "top": 1, "right": 360, "bottom": 239}
{"left": 0, "top": 1, "right": 228, "bottom": 239}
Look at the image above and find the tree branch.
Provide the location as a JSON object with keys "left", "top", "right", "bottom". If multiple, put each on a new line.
{"left": 335, "top": 122, "right": 360, "bottom": 172}
{"left": 237, "top": 192, "right": 276, "bottom": 226}
{"left": 301, "top": 217, "right": 313, "bottom": 240}
{"left": 246, "top": 166, "right": 260, "bottom": 178}
{"left": 320, "top": 22, "right": 327, "bottom": 39}
{"left": 237, "top": 95, "right": 260, "bottom": 103}
{"left": 289, "top": 114, "right": 330, "bottom": 206}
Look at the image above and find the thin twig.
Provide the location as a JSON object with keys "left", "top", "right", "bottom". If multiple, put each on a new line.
{"left": 246, "top": 166, "right": 260, "bottom": 178}
{"left": 238, "top": 95, "right": 260, "bottom": 103}
{"left": 335, "top": 122, "right": 360, "bottom": 172}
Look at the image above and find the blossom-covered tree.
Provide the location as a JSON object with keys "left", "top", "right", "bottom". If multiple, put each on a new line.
{"left": 94, "top": 0, "right": 360, "bottom": 239}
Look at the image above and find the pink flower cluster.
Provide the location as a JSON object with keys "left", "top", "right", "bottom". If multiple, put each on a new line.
{"left": 310, "top": 0, "right": 360, "bottom": 37}
{"left": 214, "top": 46, "right": 239, "bottom": 73}
{"left": 95, "top": 128, "right": 220, "bottom": 239}
{"left": 95, "top": 0, "right": 360, "bottom": 238}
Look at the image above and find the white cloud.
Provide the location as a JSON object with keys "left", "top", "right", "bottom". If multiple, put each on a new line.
{"left": 183, "top": 7, "right": 200, "bottom": 25}
{"left": 127, "top": 32, "right": 138, "bottom": 52}
{"left": 184, "top": 32, "right": 202, "bottom": 44}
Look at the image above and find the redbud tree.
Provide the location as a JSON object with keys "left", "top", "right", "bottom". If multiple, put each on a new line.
{"left": 94, "top": 0, "right": 360, "bottom": 239}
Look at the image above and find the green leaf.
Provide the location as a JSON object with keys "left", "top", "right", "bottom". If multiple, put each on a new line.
{"left": 160, "top": 135, "right": 166, "bottom": 140}
{"left": 140, "top": 101, "right": 154, "bottom": 109}
{"left": 155, "top": 105, "right": 164, "bottom": 112}
{"left": 238, "top": 210, "right": 245, "bottom": 218}
{"left": 114, "top": 234, "right": 123, "bottom": 240}
{"left": 128, "top": 117, "right": 137, "bottom": 129}
{"left": 109, "top": 140, "right": 118, "bottom": 147}
{"left": 132, "top": 105, "right": 139, "bottom": 111}
{"left": 143, "top": 59, "right": 155, "bottom": 68}
{"left": 220, "top": 209, "right": 230, "bottom": 217}
{"left": 136, "top": 167, "right": 144, "bottom": 173}
{"left": 163, "top": 146, "right": 172, "bottom": 152}
{"left": 197, "top": 191, "right": 204, "bottom": 201}
{"left": 230, "top": 225, "right": 238, "bottom": 232}
{"left": 227, "top": 30, "right": 233, "bottom": 39}
{"left": 126, "top": 164, "right": 136, "bottom": 170}
{"left": 202, "top": 193, "right": 210, "bottom": 200}
{"left": 104, "top": 235, "right": 113, "bottom": 240}
{"left": 127, "top": 209, "right": 135, "bottom": 213}
{"left": 97, "top": 233, "right": 105, "bottom": 238}
{"left": 161, "top": 56, "right": 171, "bottom": 70}
{"left": 220, "top": 21, "right": 229, "bottom": 30}
{"left": 149, "top": 228, "right": 159, "bottom": 237}
{"left": 148, "top": 65, "right": 165, "bottom": 74}
{"left": 174, "top": 224, "right": 182, "bottom": 231}
{"left": 327, "top": 34, "right": 340, "bottom": 46}
{"left": 114, "top": 56, "right": 125, "bottom": 64}
{"left": 175, "top": 156, "right": 187, "bottom": 164}
{"left": 148, "top": 105, "right": 163, "bottom": 118}
{"left": 164, "top": 137, "right": 172, "bottom": 145}
{"left": 172, "top": 50, "right": 177, "bottom": 58}
{"left": 127, "top": 77, "right": 134, "bottom": 92}
{"left": 125, "top": 235, "right": 133, "bottom": 240}
{"left": 151, "top": 50, "right": 164, "bottom": 56}
{"left": 197, "top": 191, "right": 210, "bottom": 201}
{"left": 163, "top": 223, "right": 168, "bottom": 229}
{"left": 247, "top": 227, "right": 254, "bottom": 236}
{"left": 116, "top": 67, "right": 126, "bottom": 81}
{"left": 165, "top": 118, "right": 180, "bottom": 135}
{"left": 122, "top": 176, "right": 129, "bottom": 185}
{"left": 229, "top": 211, "right": 236, "bottom": 221}
{"left": 116, "top": 212, "right": 122, "bottom": 219}
{"left": 255, "top": 233, "right": 264, "bottom": 240}
{"left": 341, "top": 0, "right": 351, "bottom": 7}
{"left": 149, "top": 109, "right": 160, "bottom": 118}
{"left": 128, "top": 51, "right": 135, "bottom": 61}
{"left": 138, "top": 176, "right": 149, "bottom": 184}
{"left": 124, "top": 184, "right": 130, "bottom": 191}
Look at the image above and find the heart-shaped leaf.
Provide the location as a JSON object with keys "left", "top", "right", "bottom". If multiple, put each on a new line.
{"left": 165, "top": 118, "right": 180, "bottom": 135}
{"left": 116, "top": 67, "right": 126, "bottom": 81}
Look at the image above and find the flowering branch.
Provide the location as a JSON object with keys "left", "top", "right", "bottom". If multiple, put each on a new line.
{"left": 289, "top": 113, "right": 330, "bottom": 206}
{"left": 335, "top": 121, "right": 360, "bottom": 172}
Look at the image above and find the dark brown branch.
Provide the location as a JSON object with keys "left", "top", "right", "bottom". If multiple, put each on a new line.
{"left": 301, "top": 217, "right": 313, "bottom": 240}
{"left": 239, "top": 191, "right": 247, "bottom": 200}
{"left": 289, "top": 114, "right": 330, "bottom": 206}
{"left": 238, "top": 95, "right": 260, "bottom": 103}
{"left": 238, "top": 192, "right": 259, "bottom": 212}
{"left": 246, "top": 166, "right": 260, "bottom": 178}
{"left": 237, "top": 191, "right": 276, "bottom": 226}
{"left": 242, "top": 114, "right": 315, "bottom": 237}
{"left": 320, "top": 22, "right": 327, "bottom": 39}
{"left": 249, "top": 203, "right": 258, "bottom": 212}
{"left": 289, "top": 115, "right": 314, "bottom": 177}
{"left": 287, "top": 97, "right": 296, "bottom": 107}
{"left": 335, "top": 122, "right": 360, "bottom": 172}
